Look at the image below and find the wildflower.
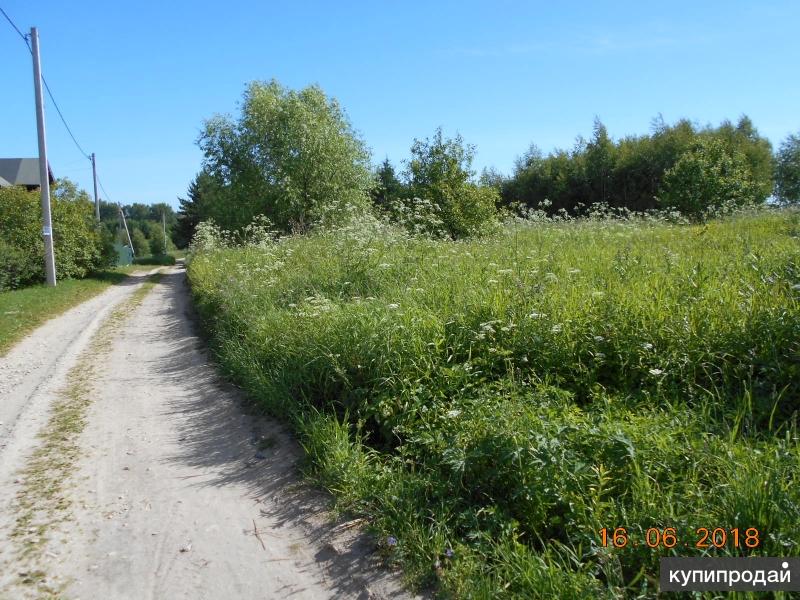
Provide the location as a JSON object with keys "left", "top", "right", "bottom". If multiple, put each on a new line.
{"left": 595, "top": 352, "right": 606, "bottom": 360}
{"left": 498, "top": 269, "right": 513, "bottom": 275}
{"left": 641, "top": 342, "right": 654, "bottom": 350}
{"left": 551, "top": 324, "right": 562, "bottom": 334}
{"left": 487, "top": 279, "right": 499, "bottom": 284}
{"left": 444, "top": 548, "right": 455, "bottom": 558}
{"left": 594, "top": 335, "right": 605, "bottom": 343}
{"left": 387, "top": 303, "right": 400, "bottom": 309}
{"left": 545, "top": 272, "right": 558, "bottom": 281}
{"left": 446, "top": 409, "right": 461, "bottom": 418}
{"left": 386, "top": 536, "right": 398, "bottom": 547}
{"left": 568, "top": 268, "right": 581, "bottom": 274}
{"left": 379, "top": 263, "right": 392, "bottom": 269}
{"left": 649, "top": 368, "right": 664, "bottom": 376}
{"left": 528, "top": 312, "right": 542, "bottom": 319}
{"left": 591, "top": 291, "right": 605, "bottom": 298}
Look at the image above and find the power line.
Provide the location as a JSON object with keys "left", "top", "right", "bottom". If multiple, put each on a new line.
{"left": 96, "top": 174, "right": 116, "bottom": 205}
{"left": 1, "top": 6, "right": 92, "bottom": 161}
{"left": 41, "top": 77, "right": 92, "bottom": 160}
{"left": 0, "top": 6, "right": 27, "bottom": 43}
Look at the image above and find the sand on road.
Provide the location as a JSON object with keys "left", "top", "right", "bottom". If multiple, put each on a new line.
{"left": 0, "top": 266, "right": 413, "bottom": 600}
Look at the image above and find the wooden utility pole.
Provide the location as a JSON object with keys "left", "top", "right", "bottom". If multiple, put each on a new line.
{"left": 91, "top": 153, "right": 100, "bottom": 221}
{"left": 30, "top": 27, "right": 56, "bottom": 286}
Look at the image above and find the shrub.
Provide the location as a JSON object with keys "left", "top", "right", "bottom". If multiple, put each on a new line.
{"left": 407, "top": 128, "right": 499, "bottom": 238}
{"left": 0, "top": 181, "right": 108, "bottom": 290}
{"left": 658, "top": 137, "right": 760, "bottom": 217}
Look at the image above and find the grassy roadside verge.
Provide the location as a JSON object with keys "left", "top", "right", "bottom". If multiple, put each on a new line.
{"left": 188, "top": 211, "right": 800, "bottom": 598}
{"left": 0, "top": 267, "right": 153, "bottom": 356}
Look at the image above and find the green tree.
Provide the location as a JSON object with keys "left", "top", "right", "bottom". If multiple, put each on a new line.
{"left": 584, "top": 118, "right": 615, "bottom": 205}
{"left": 658, "top": 138, "right": 759, "bottom": 217}
{"left": 174, "top": 171, "right": 218, "bottom": 248}
{"left": 406, "top": 128, "right": 498, "bottom": 238}
{"left": 775, "top": 132, "right": 800, "bottom": 204}
{"left": 130, "top": 227, "right": 150, "bottom": 257}
{"left": 199, "top": 79, "right": 374, "bottom": 232}
{"left": 709, "top": 116, "right": 774, "bottom": 201}
{"left": 371, "top": 158, "right": 407, "bottom": 207}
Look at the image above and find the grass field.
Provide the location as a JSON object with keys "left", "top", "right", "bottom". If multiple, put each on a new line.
{"left": 188, "top": 210, "right": 800, "bottom": 598}
{"left": 0, "top": 267, "right": 151, "bottom": 356}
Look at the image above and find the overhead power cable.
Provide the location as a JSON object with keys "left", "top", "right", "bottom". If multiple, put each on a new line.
{"left": 0, "top": 5, "right": 26, "bottom": 42}
{"left": 1, "top": 5, "right": 92, "bottom": 161}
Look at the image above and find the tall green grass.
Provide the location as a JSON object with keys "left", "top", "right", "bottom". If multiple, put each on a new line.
{"left": 188, "top": 210, "right": 800, "bottom": 598}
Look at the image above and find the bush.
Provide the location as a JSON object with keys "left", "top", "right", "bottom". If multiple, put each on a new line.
{"left": 0, "top": 181, "right": 109, "bottom": 291}
{"left": 407, "top": 128, "right": 499, "bottom": 238}
{"left": 658, "top": 137, "right": 760, "bottom": 217}
{"left": 133, "top": 254, "right": 176, "bottom": 266}
{"left": 0, "top": 238, "right": 41, "bottom": 291}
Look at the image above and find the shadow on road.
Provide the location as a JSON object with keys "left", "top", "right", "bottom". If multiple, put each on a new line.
{"left": 145, "top": 268, "right": 413, "bottom": 600}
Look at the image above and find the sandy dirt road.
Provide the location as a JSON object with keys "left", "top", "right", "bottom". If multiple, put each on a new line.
{"left": 0, "top": 267, "right": 413, "bottom": 599}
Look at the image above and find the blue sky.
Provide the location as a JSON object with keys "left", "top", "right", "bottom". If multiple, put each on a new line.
{"left": 2, "top": 0, "right": 799, "bottom": 208}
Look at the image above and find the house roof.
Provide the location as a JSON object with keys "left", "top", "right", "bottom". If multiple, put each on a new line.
{"left": 0, "top": 158, "right": 54, "bottom": 187}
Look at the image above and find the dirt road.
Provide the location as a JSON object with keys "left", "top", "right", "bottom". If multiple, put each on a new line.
{"left": 0, "top": 267, "right": 413, "bottom": 599}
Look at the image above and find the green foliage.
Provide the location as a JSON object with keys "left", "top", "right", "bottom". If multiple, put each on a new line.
{"left": 188, "top": 210, "right": 800, "bottom": 597}
{"left": 0, "top": 180, "right": 110, "bottom": 290}
{"left": 0, "top": 238, "right": 40, "bottom": 292}
{"left": 129, "top": 228, "right": 150, "bottom": 257}
{"left": 775, "top": 131, "right": 800, "bottom": 204}
{"left": 658, "top": 137, "right": 760, "bottom": 217}
{"left": 133, "top": 254, "right": 176, "bottom": 266}
{"left": 371, "top": 158, "right": 408, "bottom": 207}
{"left": 406, "top": 128, "right": 499, "bottom": 237}
{"left": 173, "top": 171, "right": 219, "bottom": 248}
{"left": 198, "top": 79, "right": 374, "bottom": 233}
{"left": 504, "top": 116, "right": 774, "bottom": 215}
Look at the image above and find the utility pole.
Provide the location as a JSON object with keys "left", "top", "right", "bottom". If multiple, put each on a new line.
{"left": 119, "top": 205, "right": 134, "bottom": 256}
{"left": 91, "top": 153, "right": 100, "bottom": 221}
{"left": 30, "top": 27, "right": 56, "bottom": 286}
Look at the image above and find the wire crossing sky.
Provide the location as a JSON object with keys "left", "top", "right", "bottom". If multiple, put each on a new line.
{"left": 1, "top": 1, "right": 799, "bottom": 208}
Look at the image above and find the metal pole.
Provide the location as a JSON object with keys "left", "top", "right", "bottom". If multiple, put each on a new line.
{"left": 91, "top": 153, "right": 100, "bottom": 221}
{"left": 30, "top": 27, "right": 56, "bottom": 286}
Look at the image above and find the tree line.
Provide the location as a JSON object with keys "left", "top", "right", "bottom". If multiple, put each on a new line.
{"left": 97, "top": 200, "right": 177, "bottom": 257}
{"left": 176, "top": 80, "right": 800, "bottom": 246}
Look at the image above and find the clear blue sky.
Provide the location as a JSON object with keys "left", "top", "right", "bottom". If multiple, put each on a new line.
{"left": 2, "top": 0, "right": 799, "bottom": 209}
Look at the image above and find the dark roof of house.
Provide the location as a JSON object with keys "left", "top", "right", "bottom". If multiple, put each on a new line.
{"left": 0, "top": 158, "right": 54, "bottom": 187}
